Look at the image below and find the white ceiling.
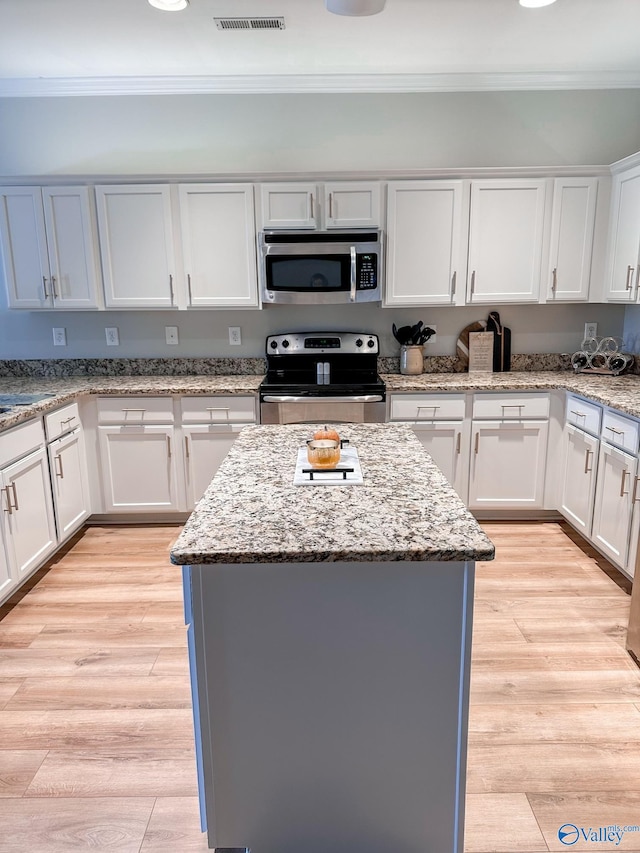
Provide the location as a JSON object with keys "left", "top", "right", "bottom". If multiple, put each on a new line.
{"left": 1, "top": 0, "right": 640, "bottom": 96}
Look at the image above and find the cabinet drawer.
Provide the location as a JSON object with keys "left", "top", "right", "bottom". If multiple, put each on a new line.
{"left": 0, "top": 418, "right": 45, "bottom": 467}
{"left": 97, "top": 397, "right": 174, "bottom": 424}
{"left": 602, "top": 409, "right": 640, "bottom": 454}
{"left": 472, "top": 392, "right": 549, "bottom": 419}
{"left": 45, "top": 402, "right": 81, "bottom": 442}
{"left": 180, "top": 395, "right": 256, "bottom": 424}
{"left": 565, "top": 394, "right": 601, "bottom": 436}
{"left": 389, "top": 394, "right": 466, "bottom": 421}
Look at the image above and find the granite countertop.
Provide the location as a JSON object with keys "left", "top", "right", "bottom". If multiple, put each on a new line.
{"left": 0, "top": 374, "right": 264, "bottom": 431}
{"left": 169, "top": 422, "right": 496, "bottom": 565}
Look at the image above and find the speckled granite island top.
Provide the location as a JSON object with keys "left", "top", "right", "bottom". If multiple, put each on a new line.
{"left": 170, "top": 422, "right": 495, "bottom": 565}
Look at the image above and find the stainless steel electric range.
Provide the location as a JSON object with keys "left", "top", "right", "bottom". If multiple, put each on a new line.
{"left": 259, "top": 331, "right": 386, "bottom": 424}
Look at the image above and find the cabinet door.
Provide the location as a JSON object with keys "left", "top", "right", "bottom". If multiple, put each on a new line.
{"left": 0, "top": 521, "right": 15, "bottom": 601}
{"left": 48, "top": 428, "right": 91, "bottom": 540}
{"left": 469, "top": 420, "right": 549, "bottom": 509}
{"left": 42, "top": 186, "right": 102, "bottom": 310}
{"left": 546, "top": 178, "right": 598, "bottom": 302}
{"left": 96, "top": 185, "right": 176, "bottom": 308}
{"left": 0, "top": 186, "right": 50, "bottom": 309}
{"left": 179, "top": 184, "right": 259, "bottom": 308}
{"left": 385, "top": 181, "right": 465, "bottom": 306}
{"left": 183, "top": 424, "right": 245, "bottom": 509}
{"left": 559, "top": 424, "right": 599, "bottom": 534}
{"left": 1, "top": 447, "right": 57, "bottom": 581}
{"left": 467, "top": 180, "right": 547, "bottom": 303}
{"left": 98, "top": 425, "right": 180, "bottom": 512}
{"left": 605, "top": 166, "right": 640, "bottom": 302}
{"left": 260, "top": 183, "right": 318, "bottom": 229}
{"left": 592, "top": 443, "right": 637, "bottom": 568}
{"left": 323, "top": 182, "right": 381, "bottom": 228}
{"left": 410, "top": 421, "right": 469, "bottom": 502}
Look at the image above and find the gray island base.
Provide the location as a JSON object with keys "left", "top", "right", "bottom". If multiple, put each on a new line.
{"left": 170, "top": 424, "right": 495, "bottom": 853}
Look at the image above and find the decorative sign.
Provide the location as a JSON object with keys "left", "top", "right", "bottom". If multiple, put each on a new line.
{"left": 468, "top": 331, "right": 494, "bottom": 373}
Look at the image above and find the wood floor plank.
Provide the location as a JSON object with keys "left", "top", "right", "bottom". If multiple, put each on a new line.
{"left": 0, "top": 797, "right": 155, "bottom": 853}
{"left": 28, "top": 624, "right": 187, "bottom": 648}
{"left": 475, "top": 573, "right": 624, "bottom": 597}
{"left": 470, "top": 670, "right": 640, "bottom": 704}
{"left": 25, "top": 583, "right": 182, "bottom": 604}
{"left": 0, "top": 602, "right": 149, "bottom": 626}
{"left": 464, "top": 793, "right": 548, "bottom": 852}
{"left": 0, "top": 679, "right": 21, "bottom": 709}
{"left": 467, "top": 743, "right": 640, "bottom": 793}
{"left": 140, "top": 797, "right": 209, "bottom": 851}
{"left": 142, "top": 602, "right": 187, "bottom": 623}
{"left": 475, "top": 597, "right": 631, "bottom": 618}
{"left": 0, "top": 624, "right": 44, "bottom": 647}
{"left": 150, "top": 648, "right": 190, "bottom": 676}
{"left": 25, "top": 749, "right": 198, "bottom": 797}
{"left": 0, "top": 648, "right": 160, "bottom": 678}
{"left": 0, "top": 749, "right": 49, "bottom": 797}
{"left": 471, "top": 641, "right": 636, "bottom": 672}
{"left": 0, "top": 709, "right": 194, "bottom": 749}
{"left": 515, "top": 617, "right": 629, "bottom": 646}
{"left": 528, "top": 792, "right": 640, "bottom": 852}
{"left": 468, "top": 616, "right": 529, "bottom": 645}
{"left": 5, "top": 675, "right": 191, "bottom": 710}
{"left": 468, "top": 703, "right": 640, "bottom": 744}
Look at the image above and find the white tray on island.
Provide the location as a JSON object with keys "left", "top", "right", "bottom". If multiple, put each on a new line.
{"left": 293, "top": 444, "right": 363, "bottom": 485}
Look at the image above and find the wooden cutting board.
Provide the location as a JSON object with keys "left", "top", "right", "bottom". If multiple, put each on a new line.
{"left": 456, "top": 320, "right": 487, "bottom": 370}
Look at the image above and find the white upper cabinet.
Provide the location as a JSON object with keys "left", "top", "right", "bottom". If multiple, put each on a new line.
{"left": 604, "top": 164, "right": 640, "bottom": 302}
{"left": 0, "top": 186, "right": 102, "bottom": 310}
{"left": 260, "top": 182, "right": 381, "bottom": 230}
{"left": 384, "top": 181, "right": 466, "bottom": 306}
{"left": 545, "top": 178, "right": 598, "bottom": 302}
{"left": 179, "top": 184, "right": 259, "bottom": 309}
{"left": 466, "top": 179, "right": 548, "bottom": 304}
{"left": 96, "top": 184, "right": 176, "bottom": 308}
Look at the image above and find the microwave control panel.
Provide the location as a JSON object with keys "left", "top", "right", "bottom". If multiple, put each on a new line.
{"left": 357, "top": 253, "right": 378, "bottom": 290}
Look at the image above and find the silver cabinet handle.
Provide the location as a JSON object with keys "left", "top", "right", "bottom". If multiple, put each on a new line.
{"left": 584, "top": 448, "right": 593, "bottom": 474}
{"left": 456, "top": 432, "right": 461, "bottom": 454}
{"left": 42, "top": 276, "right": 49, "bottom": 300}
{"left": 470, "top": 270, "right": 476, "bottom": 295}
{"left": 54, "top": 453, "right": 64, "bottom": 479}
{"left": 310, "top": 192, "right": 314, "bottom": 220}
{"left": 184, "top": 436, "right": 190, "bottom": 458}
{"left": 10, "top": 483, "right": 18, "bottom": 511}
{"left": 570, "top": 409, "right": 586, "bottom": 418}
{"left": 169, "top": 274, "right": 174, "bottom": 305}
{"left": 328, "top": 192, "right": 333, "bottom": 219}
{"left": 633, "top": 476, "right": 640, "bottom": 503}
{"left": 350, "top": 245, "right": 357, "bottom": 303}
{"left": 621, "top": 468, "right": 630, "bottom": 497}
{"left": 61, "top": 415, "right": 76, "bottom": 426}
{"left": 416, "top": 405, "right": 440, "bottom": 418}
{"left": 474, "top": 432, "right": 479, "bottom": 454}
{"left": 51, "top": 275, "right": 58, "bottom": 299}
{"left": 451, "top": 270, "right": 456, "bottom": 297}
{"left": 187, "top": 273, "right": 193, "bottom": 304}
{"left": 626, "top": 265, "right": 635, "bottom": 291}
{"left": 121, "top": 408, "right": 146, "bottom": 412}
{"left": 166, "top": 435, "right": 172, "bottom": 457}
{"left": 551, "top": 267, "right": 557, "bottom": 294}
{"left": 606, "top": 425, "right": 624, "bottom": 436}
{"left": 1, "top": 487, "right": 12, "bottom": 515}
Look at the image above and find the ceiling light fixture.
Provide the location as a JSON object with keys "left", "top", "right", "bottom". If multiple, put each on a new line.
{"left": 148, "top": 0, "right": 189, "bottom": 11}
{"left": 325, "top": 0, "right": 386, "bottom": 16}
{"left": 519, "top": 0, "right": 557, "bottom": 7}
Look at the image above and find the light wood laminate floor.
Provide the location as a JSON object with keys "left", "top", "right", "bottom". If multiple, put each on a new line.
{"left": 0, "top": 522, "right": 639, "bottom": 852}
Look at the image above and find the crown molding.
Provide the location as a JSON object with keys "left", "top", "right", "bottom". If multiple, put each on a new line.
{"left": 1, "top": 70, "right": 640, "bottom": 97}
{"left": 610, "top": 150, "right": 640, "bottom": 174}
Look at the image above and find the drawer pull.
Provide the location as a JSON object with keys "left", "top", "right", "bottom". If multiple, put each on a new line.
{"left": 501, "top": 404, "right": 524, "bottom": 410}
{"left": 456, "top": 432, "right": 461, "bottom": 454}
{"left": 570, "top": 409, "right": 586, "bottom": 418}
{"left": 1, "top": 487, "right": 12, "bottom": 515}
{"left": 584, "top": 448, "right": 593, "bottom": 474}
{"left": 121, "top": 408, "right": 147, "bottom": 412}
{"left": 54, "top": 453, "right": 64, "bottom": 479}
{"left": 61, "top": 415, "right": 76, "bottom": 426}
{"left": 416, "top": 405, "right": 440, "bottom": 417}
{"left": 621, "top": 469, "right": 630, "bottom": 498}
{"left": 206, "top": 407, "right": 231, "bottom": 420}
{"left": 184, "top": 436, "right": 190, "bottom": 458}
{"left": 605, "top": 425, "right": 624, "bottom": 436}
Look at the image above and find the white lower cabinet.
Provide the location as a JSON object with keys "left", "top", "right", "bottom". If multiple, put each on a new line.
{"left": 1, "top": 445, "right": 57, "bottom": 583}
{"left": 48, "top": 428, "right": 91, "bottom": 539}
{"left": 591, "top": 443, "right": 637, "bottom": 568}
{"left": 410, "top": 421, "right": 470, "bottom": 502}
{"left": 183, "top": 424, "right": 245, "bottom": 509}
{"left": 98, "top": 425, "right": 180, "bottom": 512}
{"left": 559, "top": 424, "right": 599, "bottom": 535}
{"left": 0, "top": 521, "right": 12, "bottom": 599}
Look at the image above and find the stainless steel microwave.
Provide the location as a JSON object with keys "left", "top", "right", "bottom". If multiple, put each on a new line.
{"left": 259, "top": 230, "right": 382, "bottom": 305}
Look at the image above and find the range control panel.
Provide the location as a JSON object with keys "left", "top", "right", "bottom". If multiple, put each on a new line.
{"left": 266, "top": 332, "right": 379, "bottom": 356}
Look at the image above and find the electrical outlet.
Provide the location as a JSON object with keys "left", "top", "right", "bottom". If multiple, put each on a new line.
{"left": 52, "top": 327, "right": 66, "bottom": 346}
{"left": 229, "top": 326, "right": 242, "bottom": 346}
{"left": 165, "top": 326, "right": 179, "bottom": 345}
{"left": 105, "top": 327, "right": 119, "bottom": 346}
{"left": 584, "top": 322, "right": 598, "bottom": 340}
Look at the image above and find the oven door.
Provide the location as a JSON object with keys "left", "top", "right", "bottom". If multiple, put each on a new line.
{"left": 261, "top": 394, "right": 385, "bottom": 424}
{"left": 260, "top": 237, "right": 381, "bottom": 305}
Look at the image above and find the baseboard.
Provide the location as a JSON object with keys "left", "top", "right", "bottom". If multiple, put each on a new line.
{"left": 87, "top": 513, "right": 190, "bottom": 525}
{"left": 472, "top": 510, "right": 562, "bottom": 522}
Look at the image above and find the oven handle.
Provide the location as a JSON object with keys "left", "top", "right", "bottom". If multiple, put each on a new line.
{"left": 262, "top": 394, "right": 384, "bottom": 404}
{"left": 350, "top": 246, "right": 357, "bottom": 303}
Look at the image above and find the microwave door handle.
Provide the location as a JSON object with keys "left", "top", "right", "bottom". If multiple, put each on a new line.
{"left": 350, "top": 246, "right": 357, "bottom": 302}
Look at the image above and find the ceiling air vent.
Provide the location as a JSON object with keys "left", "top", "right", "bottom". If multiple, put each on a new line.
{"left": 214, "top": 17, "right": 285, "bottom": 30}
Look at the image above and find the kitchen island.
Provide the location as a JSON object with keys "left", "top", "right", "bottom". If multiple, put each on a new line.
{"left": 170, "top": 422, "right": 495, "bottom": 853}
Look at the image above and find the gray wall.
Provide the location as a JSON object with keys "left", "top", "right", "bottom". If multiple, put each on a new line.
{"left": 0, "top": 90, "right": 639, "bottom": 360}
